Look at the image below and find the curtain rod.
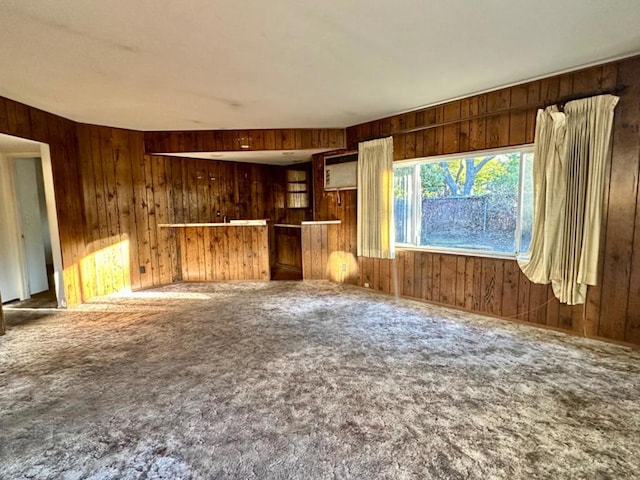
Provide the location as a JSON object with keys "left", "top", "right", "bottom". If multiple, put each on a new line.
{"left": 369, "top": 87, "right": 625, "bottom": 138}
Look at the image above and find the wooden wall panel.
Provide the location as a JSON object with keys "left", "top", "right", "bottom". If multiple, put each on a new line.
{"left": 599, "top": 58, "right": 640, "bottom": 341}
{"left": 4, "top": 54, "right": 640, "bottom": 347}
{"left": 311, "top": 151, "right": 359, "bottom": 283}
{"left": 144, "top": 128, "right": 346, "bottom": 154}
{"left": 0, "top": 98, "right": 288, "bottom": 305}
{"left": 0, "top": 98, "right": 86, "bottom": 306}
{"left": 76, "top": 125, "right": 175, "bottom": 298}
{"left": 174, "top": 226, "right": 269, "bottom": 281}
{"left": 324, "top": 57, "right": 640, "bottom": 345}
{"left": 127, "top": 153, "right": 278, "bottom": 288}
{"left": 301, "top": 223, "right": 340, "bottom": 280}
{"left": 275, "top": 227, "right": 302, "bottom": 269}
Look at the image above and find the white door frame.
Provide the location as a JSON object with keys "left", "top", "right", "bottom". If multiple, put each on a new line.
{"left": 6, "top": 144, "right": 66, "bottom": 308}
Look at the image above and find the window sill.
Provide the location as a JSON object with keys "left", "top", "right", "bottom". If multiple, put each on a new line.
{"left": 395, "top": 245, "right": 522, "bottom": 261}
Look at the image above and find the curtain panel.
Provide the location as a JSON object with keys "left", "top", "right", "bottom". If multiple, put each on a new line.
{"left": 519, "top": 106, "right": 567, "bottom": 284}
{"left": 357, "top": 136, "right": 394, "bottom": 259}
{"left": 518, "top": 94, "right": 619, "bottom": 305}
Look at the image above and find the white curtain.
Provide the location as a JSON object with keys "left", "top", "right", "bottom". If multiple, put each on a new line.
{"left": 519, "top": 106, "right": 567, "bottom": 284}
{"left": 357, "top": 136, "right": 394, "bottom": 259}
{"left": 519, "top": 94, "right": 619, "bottom": 305}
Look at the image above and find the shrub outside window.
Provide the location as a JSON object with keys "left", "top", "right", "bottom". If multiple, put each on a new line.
{"left": 393, "top": 146, "right": 534, "bottom": 257}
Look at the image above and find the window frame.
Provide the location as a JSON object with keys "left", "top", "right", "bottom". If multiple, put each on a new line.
{"left": 393, "top": 144, "right": 534, "bottom": 260}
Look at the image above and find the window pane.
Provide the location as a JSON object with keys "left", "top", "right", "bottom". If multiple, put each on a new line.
{"left": 394, "top": 166, "right": 413, "bottom": 244}
{"left": 519, "top": 152, "right": 534, "bottom": 253}
{"left": 418, "top": 154, "right": 520, "bottom": 253}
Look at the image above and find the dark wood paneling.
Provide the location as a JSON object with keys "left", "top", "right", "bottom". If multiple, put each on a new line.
{"left": 329, "top": 58, "right": 640, "bottom": 345}
{"left": 275, "top": 227, "right": 302, "bottom": 269}
{"left": 0, "top": 98, "right": 288, "bottom": 304}
{"left": 144, "top": 128, "right": 346, "bottom": 154}
{"left": 4, "top": 54, "right": 640, "bottom": 346}
{"left": 0, "top": 98, "right": 86, "bottom": 306}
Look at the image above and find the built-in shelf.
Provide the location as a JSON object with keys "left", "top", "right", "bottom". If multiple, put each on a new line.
{"left": 286, "top": 169, "right": 309, "bottom": 208}
{"left": 301, "top": 220, "right": 341, "bottom": 225}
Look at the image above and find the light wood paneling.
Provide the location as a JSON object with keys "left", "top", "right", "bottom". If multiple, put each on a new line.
{"left": 301, "top": 223, "right": 340, "bottom": 280}
{"left": 275, "top": 227, "right": 302, "bottom": 269}
{"left": 173, "top": 226, "right": 269, "bottom": 281}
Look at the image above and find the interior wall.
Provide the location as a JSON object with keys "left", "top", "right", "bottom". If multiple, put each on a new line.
{"left": 0, "top": 98, "right": 86, "bottom": 306}
{"left": 314, "top": 56, "right": 640, "bottom": 345}
{"left": 0, "top": 99, "right": 292, "bottom": 305}
{"left": 312, "top": 149, "right": 358, "bottom": 282}
{"left": 3, "top": 54, "right": 639, "bottom": 347}
{"left": 76, "top": 123, "right": 284, "bottom": 298}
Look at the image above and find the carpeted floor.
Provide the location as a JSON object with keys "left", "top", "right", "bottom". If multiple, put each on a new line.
{"left": 1, "top": 281, "right": 639, "bottom": 479}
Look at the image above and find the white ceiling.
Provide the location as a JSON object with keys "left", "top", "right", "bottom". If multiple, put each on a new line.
{"left": 161, "top": 148, "right": 329, "bottom": 166}
{"left": 1, "top": 0, "right": 640, "bottom": 131}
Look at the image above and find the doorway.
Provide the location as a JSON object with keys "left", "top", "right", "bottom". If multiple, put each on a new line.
{"left": 0, "top": 134, "right": 65, "bottom": 308}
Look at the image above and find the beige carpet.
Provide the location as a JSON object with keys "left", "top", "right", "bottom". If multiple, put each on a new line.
{"left": 1, "top": 281, "right": 639, "bottom": 479}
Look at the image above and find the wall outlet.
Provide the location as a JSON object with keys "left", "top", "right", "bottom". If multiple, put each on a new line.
{"left": 341, "top": 263, "right": 347, "bottom": 272}
{"left": 139, "top": 266, "right": 146, "bottom": 274}
{"left": 364, "top": 282, "right": 370, "bottom": 288}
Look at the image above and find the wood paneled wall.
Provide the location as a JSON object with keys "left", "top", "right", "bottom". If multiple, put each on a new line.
{"left": 144, "top": 128, "right": 346, "bottom": 154}
{"left": 0, "top": 98, "right": 291, "bottom": 305}
{"left": 357, "top": 252, "right": 570, "bottom": 329}
{"left": 175, "top": 226, "right": 269, "bottom": 281}
{"left": 5, "top": 54, "right": 640, "bottom": 346}
{"left": 312, "top": 150, "right": 359, "bottom": 283}
{"left": 76, "top": 124, "right": 280, "bottom": 298}
{"left": 301, "top": 223, "right": 340, "bottom": 280}
{"left": 313, "top": 56, "right": 640, "bottom": 345}
{"left": 0, "top": 98, "right": 86, "bottom": 306}
{"left": 275, "top": 227, "right": 302, "bottom": 269}
{"left": 162, "top": 155, "right": 278, "bottom": 224}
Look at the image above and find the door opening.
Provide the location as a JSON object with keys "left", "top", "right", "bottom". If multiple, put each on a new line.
{"left": 0, "top": 135, "right": 65, "bottom": 308}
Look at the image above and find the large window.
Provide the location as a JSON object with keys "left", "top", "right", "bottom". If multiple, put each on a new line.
{"left": 394, "top": 147, "right": 533, "bottom": 257}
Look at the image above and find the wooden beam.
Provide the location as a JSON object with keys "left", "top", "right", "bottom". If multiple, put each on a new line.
{"left": 144, "top": 128, "right": 346, "bottom": 154}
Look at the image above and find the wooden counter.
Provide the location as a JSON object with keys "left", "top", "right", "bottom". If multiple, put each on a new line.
{"left": 159, "top": 222, "right": 269, "bottom": 281}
